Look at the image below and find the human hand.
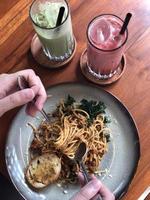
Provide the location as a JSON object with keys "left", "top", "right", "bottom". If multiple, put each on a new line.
{"left": 0, "top": 69, "right": 47, "bottom": 117}
{"left": 71, "top": 173, "right": 115, "bottom": 200}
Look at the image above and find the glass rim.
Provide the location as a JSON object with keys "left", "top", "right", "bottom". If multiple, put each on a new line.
{"left": 29, "top": 0, "right": 69, "bottom": 30}
{"left": 87, "top": 14, "right": 128, "bottom": 52}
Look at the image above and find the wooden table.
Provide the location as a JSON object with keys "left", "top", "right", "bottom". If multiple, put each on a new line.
{"left": 0, "top": 0, "right": 150, "bottom": 199}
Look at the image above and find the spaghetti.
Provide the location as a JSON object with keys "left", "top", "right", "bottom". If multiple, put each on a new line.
{"left": 29, "top": 95, "right": 111, "bottom": 183}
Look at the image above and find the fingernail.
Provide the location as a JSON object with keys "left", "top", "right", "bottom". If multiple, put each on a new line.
{"left": 24, "top": 89, "right": 35, "bottom": 100}
{"left": 76, "top": 171, "right": 82, "bottom": 176}
{"left": 88, "top": 179, "right": 101, "bottom": 192}
{"left": 35, "top": 103, "right": 43, "bottom": 111}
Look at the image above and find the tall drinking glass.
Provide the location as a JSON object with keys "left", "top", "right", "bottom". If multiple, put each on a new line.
{"left": 87, "top": 14, "right": 128, "bottom": 79}
{"left": 30, "top": 0, "right": 75, "bottom": 61}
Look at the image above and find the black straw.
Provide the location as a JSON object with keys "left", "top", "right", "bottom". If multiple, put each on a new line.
{"left": 56, "top": 6, "right": 65, "bottom": 27}
{"left": 120, "top": 13, "right": 132, "bottom": 35}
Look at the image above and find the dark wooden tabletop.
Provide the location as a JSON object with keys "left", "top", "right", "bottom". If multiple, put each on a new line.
{"left": 0, "top": 0, "right": 150, "bottom": 199}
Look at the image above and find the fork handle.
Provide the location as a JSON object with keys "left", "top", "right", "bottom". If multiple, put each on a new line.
{"left": 80, "top": 161, "right": 91, "bottom": 183}
{"left": 17, "top": 76, "right": 49, "bottom": 122}
{"left": 80, "top": 162, "right": 102, "bottom": 200}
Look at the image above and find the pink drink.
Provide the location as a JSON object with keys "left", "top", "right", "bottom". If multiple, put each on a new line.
{"left": 87, "top": 14, "right": 128, "bottom": 79}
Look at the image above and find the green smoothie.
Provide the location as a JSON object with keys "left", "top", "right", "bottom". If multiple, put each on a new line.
{"left": 32, "top": 1, "right": 74, "bottom": 59}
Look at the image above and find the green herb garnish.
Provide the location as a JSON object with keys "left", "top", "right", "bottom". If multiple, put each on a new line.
{"left": 64, "top": 96, "right": 110, "bottom": 126}
{"left": 104, "top": 116, "right": 111, "bottom": 123}
{"left": 64, "top": 95, "right": 76, "bottom": 107}
{"left": 79, "top": 99, "right": 106, "bottom": 124}
{"left": 104, "top": 132, "right": 111, "bottom": 142}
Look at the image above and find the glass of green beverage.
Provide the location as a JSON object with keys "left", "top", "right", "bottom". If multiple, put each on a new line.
{"left": 30, "top": 0, "right": 75, "bottom": 62}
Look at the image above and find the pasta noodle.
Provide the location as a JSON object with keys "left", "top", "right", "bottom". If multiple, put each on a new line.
{"left": 29, "top": 96, "right": 110, "bottom": 183}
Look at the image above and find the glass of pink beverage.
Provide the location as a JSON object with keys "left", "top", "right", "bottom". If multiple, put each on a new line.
{"left": 87, "top": 14, "right": 128, "bottom": 79}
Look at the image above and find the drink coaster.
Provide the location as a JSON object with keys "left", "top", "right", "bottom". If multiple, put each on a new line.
{"left": 80, "top": 49, "right": 126, "bottom": 85}
{"left": 31, "top": 34, "right": 77, "bottom": 68}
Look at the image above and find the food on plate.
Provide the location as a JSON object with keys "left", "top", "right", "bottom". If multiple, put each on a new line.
{"left": 26, "top": 95, "right": 111, "bottom": 188}
{"left": 26, "top": 153, "right": 61, "bottom": 188}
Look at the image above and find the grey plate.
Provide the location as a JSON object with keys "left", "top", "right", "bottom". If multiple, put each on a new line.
{"left": 5, "top": 83, "right": 140, "bottom": 200}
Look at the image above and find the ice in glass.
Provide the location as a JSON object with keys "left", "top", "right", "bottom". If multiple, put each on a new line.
{"left": 87, "top": 14, "right": 128, "bottom": 79}
{"left": 30, "top": 0, "right": 74, "bottom": 61}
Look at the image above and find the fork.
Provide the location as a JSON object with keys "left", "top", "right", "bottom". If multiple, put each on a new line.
{"left": 17, "top": 75, "right": 49, "bottom": 122}
{"left": 74, "top": 142, "right": 102, "bottom": 200}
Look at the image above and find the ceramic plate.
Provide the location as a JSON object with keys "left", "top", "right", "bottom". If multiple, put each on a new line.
{"left": 5, "top": 83, "right": 140, "bottom": 200}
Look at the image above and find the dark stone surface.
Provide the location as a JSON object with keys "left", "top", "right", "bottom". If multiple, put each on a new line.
{"left": 0, "top": 173, "right": 24, "bottom": 200}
